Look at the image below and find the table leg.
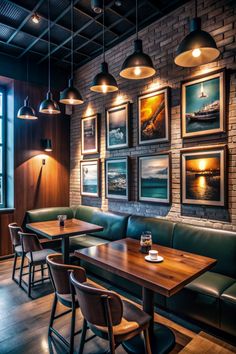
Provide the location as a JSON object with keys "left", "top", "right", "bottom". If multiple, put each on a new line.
{"left": 122, "top": 287, "right": 175, "bottom": 354}
{"left": 61, "top": 236, "right": 70, "bottom": 264}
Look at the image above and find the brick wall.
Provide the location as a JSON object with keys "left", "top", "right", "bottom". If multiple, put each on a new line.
{"left": 70, "top": 0, "right": 236, "bottom": 231}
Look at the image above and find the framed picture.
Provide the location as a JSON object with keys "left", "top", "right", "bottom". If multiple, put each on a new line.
{"left": 138, "top": 153, "right": 171, "bottom": 204}
{"left": 181, "top": 145, "right": 227, "bottom": 207}
{"left": 80, "top": 159, "right": 100, "bottom": 197}
{"left": 181, "top": 69, "right": 225, "bottom": 138}
{"left": 138, "top": 88, "right": 170, "bottom": 145}
{"left": 105, "top": 157, "right": 129, "bottom": 200}
{"left": 106, "top": 102, "right": 130, "bottom": 150}
{"left": 81, "top": 114, "right": 99, "bottom": 154}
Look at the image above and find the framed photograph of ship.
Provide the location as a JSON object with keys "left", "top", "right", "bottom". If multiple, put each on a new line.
{"left": 181, "top": 69, "right": 225, "bottom": 138}
{"left": 138, "top": 88, "right": 170, "bottom": 145}
{"left": 106, "top": 102, "right": 130, "bottom": 150}
{"left": 138, "top": 153, "right": 171, "bottom": 204}
{"left": 181, "top": 146, "right": 226, "bottom": 207}
{"left": 81, "top": 114, "right": 99, "bottom": 155}
{"left": 80, "top": 159, "right": 100, "bottom": 197}
{"left": 105, "top": 157, "right": 129, "bottom": 200}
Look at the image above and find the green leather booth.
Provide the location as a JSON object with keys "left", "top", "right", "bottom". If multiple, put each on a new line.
{"left": 23, "top": 205, "right": 236, "bottom": 337}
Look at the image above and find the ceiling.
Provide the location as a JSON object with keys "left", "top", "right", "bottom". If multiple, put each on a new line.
{"left": 0, "top": 0, "right": 188, "bottom": 71}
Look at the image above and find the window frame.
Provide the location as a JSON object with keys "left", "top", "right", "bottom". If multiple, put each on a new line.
{"left": 0, "top": 86, "right": 6, "bottom": 208}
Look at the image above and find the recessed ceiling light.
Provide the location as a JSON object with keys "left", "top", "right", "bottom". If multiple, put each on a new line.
{"left": 32, "top": 13, "right": 40, "bottom": 24}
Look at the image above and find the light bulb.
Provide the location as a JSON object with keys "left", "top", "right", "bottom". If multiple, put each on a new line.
{"left": 102, "top": 84, "right": 108, "bottom": 93}
{"left": 134, "top": 67, "right": 141, "bottom": 76}
{"left": 49, "top": 108, "right": 53, "bottom": 114}
{"left": 192, "top": 48, "right": 201, "bottom": 58}
{"left": 25, "top": 114, "right": 29, "bottom": 119}
{"left": 32, "top": 13, "right": 40, "bottom": 24}
{"left": 69, "top": 98, "right": 74, "bottom": 104}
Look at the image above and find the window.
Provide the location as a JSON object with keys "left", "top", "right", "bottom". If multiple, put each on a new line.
{"left": 0, "top": 89, "right": 6, "bottom": 207}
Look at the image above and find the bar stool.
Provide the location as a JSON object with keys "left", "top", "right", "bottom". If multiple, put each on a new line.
{"left": 19, "top": 232, "right": 56, "bottom": 298}
{"left": 70, "top": 271, "right": 152, "bottom": 354}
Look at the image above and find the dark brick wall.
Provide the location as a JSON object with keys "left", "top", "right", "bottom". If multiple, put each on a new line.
{"left": 71, "top": 0, "right": 236, "bottom": 231}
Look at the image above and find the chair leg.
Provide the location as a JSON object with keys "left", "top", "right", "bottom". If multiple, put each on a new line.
{"left": 143, "top": 328, "right": 152, "bottom": 354}
{"left": 69, "top": 302, "right": 76, "bottom": 354}
{"left": 28, "top": 264, "right": 32, "bottom": 298}
{"left": 19, "top": 254, "right": 25, "bottom": 288}
{"left": 108, "top": 330, "right": 116, "bottom": 354}
{"left": 48, "top": 294, "right": 58, "bottom": 335}
{"left": 12, "top": 253, "right": 17, "bottom": 281}
{"left": 32, "top": 266, "right": 35, "bottom": 287}
{"left": 78, "top": 319, "right": 87, "bottom": 354}
{"left": 41, "top": 264, "right": 44, "bottom": 280}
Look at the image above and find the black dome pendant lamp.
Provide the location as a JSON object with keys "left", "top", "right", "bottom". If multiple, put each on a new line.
{"left": 17, "top": 57, "right": 38, "bottom": 120}
{"left": 174, "top": 0, "right": 220, "bottom": 67}
{"left": 60, "top": 0, "right": 83, "bottom": 105}
{"left": 90, "top": 0, "right": 118, "bottom": 93}
{"left": 120, "top": 0, "right": 155, "bottom": 80}
{"left": 39, "top": 0, "right": 60, "bottom": 114}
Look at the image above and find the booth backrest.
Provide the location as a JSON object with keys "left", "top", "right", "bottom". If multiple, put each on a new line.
{"left": 173, "top": 223, "right": 236, "bottom": 278}
{"left": 75, "top": 205, "right": 129, "bottom": 241}
{"left": 23, "top": 207, "right": 74, "bottom": 226}
{"left": 126, "top": 215, "right": 175, "bottom": 247}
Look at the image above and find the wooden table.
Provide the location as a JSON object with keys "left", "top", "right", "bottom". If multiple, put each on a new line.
{"left": 26, "top": 218, "right": 103, "bottom": 264}
{"left": 75, "top": 238, "right": 217, "bottom": 354}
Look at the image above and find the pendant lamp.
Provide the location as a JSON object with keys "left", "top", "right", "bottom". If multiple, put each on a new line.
{"left": 39, "top": 0, "right": 60, "bottom": 114}
{"left": 60, "top": 0, "right": 83, "bottom": 105}
{"left": 90, "top": 0, "right": 118, "bottom": 93}
{"left": 174, "top": 0, "right": 220, "bottom": 67}
{"left": 120, "top": 0, "right": 155, "bottom": 80}
{"left": 17, "top": 57, "right": 38, "bottom": 120}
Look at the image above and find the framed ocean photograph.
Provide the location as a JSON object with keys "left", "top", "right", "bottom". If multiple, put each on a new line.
{"left": 181, "top": 69, "right": 225, "bottom": 138}
{"left": 81, "top": 114, "right": 99, "bottom": 154}
{"left": 138, "top": 153, "right": 171, "bottom": 204}
{"left": 105, "top": 157, "right": 129, "bottom": 200}
{"left": 80, "top": 159, "right": 100, "bottom": 197}
{"left": 138, "top": 88, "right": 170, "bottom": 145}
{"left": 106, "top": 102, "right": 130, "bottom": 150}
{"left": 181, "top": 146, "right": 226, "bottom": 207}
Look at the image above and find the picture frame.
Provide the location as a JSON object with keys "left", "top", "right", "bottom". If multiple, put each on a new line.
{"left": 81, "top": 114, "right": 99, "bottom": 155}
{"left": 105, "top": 157, "right": 129, "bottom": 201}
{"left": 181, "top": 145, "right": 227, "bottom": 207}
{"left": 106, "top": 102, "right": 130, "bottom": 150}
{"left": 138, "top": 87, "right": 170, "bottom": 145}
{"left": 181, "top": 69, "right": 226, "bottom": 138}
{"left": 80, "top": 159, "right": 100, "bottom": 197}
{"left": 138, "top": 153, "right": 171, "bottom": 204}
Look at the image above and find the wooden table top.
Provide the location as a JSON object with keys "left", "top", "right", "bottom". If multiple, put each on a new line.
{"left": 26, "top": 218, "right": 103, "bottom": 239}
{"left": 75, "top": 238, "right": 217, "bottom": 297}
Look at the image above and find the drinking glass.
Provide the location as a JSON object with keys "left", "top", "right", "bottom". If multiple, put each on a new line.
{"left": 140, "top": 231, "right": 152, "bottom": 254}
{"left": 57, "top": 215, "right": 67, "bottom": 227}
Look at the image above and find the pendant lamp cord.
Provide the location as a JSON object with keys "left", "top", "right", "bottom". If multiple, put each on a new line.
{"left": 195, "top": 0, "right": 197, "bottom": 18}
{"left": 103, "top": 0, "right": 105, "bottom": 62}
{"left": 48, "top": 0, "right": 51, "bottom": 92}
{"left": 136, "top": 0, "right": 138, "bottom": 40}
{"left": 26, "top": 55, "right": 29, "bottom": 99}
{"left": 71, "top": 0, "right": 74, "bottom": 80}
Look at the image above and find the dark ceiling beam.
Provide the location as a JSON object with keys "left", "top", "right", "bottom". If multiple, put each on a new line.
{"left": 6, "top": 0, "right": 45, "bottom": 44}
{"left": 107, "top": 7, "right": 135, "bottom": 26}
{"left": 38, "top": 1, "right": 115, "bottom": 65}
{"left": 146, "top": 0, "right": 163, "bottom": 13}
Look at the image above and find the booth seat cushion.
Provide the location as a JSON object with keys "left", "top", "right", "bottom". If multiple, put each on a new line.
{"left": 24, "top": 207, "right": 74, "bottom": 225}
{"left": 167, "top": 272, "right": 235, "bottom": 328}
{"left": 220, "top": 282, "right": 236, "bottom": 336}
{"left": 75, "top": 205, "right": 129, "bottom": 241}
{"left": 69, "top": 235, "right": 109, "bottom": 251}
{"left": 172, "top": 223, "right": 236, "bottom": 278}
{"left": 126, "top": 215, "right": 175, "bottom": 247}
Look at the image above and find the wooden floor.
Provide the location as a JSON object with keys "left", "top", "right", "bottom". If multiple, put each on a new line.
{"left": 0, "top": 258, "right": 234, "bottom": 354}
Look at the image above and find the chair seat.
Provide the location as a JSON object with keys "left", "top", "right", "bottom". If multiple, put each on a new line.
{"left": 69, "top": 235, "right": 109, "bottom": 251}
{"left": 26, "top": 249, "right": 57, "bottom": 264}
{"left": 186, "top": 272, "right": 235, "bottom": 298}
{"left": 15, "top": 245, "right": 23, "bottom": 255}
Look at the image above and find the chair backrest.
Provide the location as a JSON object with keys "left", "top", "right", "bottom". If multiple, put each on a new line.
{"left": 70, "top": 271, "right": 123, "bottom": 327}
{"left": 46, "top": 253, "right": 87, "bottom": 295}
{"left": 18, "top": 232, "right": 43, "bottom": 253}
{"left": 8, "top": 223, "right": 22, "bottom": 247}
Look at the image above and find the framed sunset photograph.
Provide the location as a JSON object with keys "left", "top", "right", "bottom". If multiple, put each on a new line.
{"left": 181, "top": 146, "right": 227, "bottom": 206}
{"left": 105, "top": 157, "right": 129, "bottom": 200}
{"left": 181, "top": 69, "right": 225, "bottom": 138}
{"left": 81, "top": 114, "right": 99, "bottom": 154}
{"left": 138, "top": 153, "right": 171, "bottom": 204}
{"left": 80, "top": 159, "right": 100, "bottom": 197}
{"left": 106, "top": 102, "right": 130, "bottom": 150}
{"left": 138, "top": 88, "right": 170, "bottom": 145}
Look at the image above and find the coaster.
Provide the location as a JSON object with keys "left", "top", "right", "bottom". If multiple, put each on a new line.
{"left": 145, "top": 255, "right": 164, "bottom": 263}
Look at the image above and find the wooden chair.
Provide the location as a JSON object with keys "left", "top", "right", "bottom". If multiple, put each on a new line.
{"left": 46, "top": 253, "right": 87, "bottom": 354}
{"left": 70, "top": 270, "right": 152, "bottom": 354}
{"left": 18, "top": 231, "right": 56, "bottom": 298}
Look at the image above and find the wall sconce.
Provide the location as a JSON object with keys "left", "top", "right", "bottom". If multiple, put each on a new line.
{"left": 41, "top": 139, "right": 52, "bottom": 152}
